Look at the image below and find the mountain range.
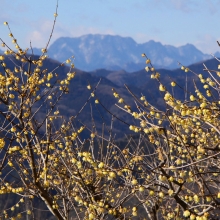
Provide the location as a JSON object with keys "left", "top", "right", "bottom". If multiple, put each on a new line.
{"left": 29, "top": 34, "right": 217, "bottom": 72}
{"left": 0, "top": 34, "right": 217, "bottom": 72}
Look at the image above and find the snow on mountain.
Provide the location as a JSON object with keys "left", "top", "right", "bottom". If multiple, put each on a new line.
{"left": 32, "top": 34, "right": 212, "bottom": 72}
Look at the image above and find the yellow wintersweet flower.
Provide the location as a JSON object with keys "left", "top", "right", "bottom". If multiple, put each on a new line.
{"left": 183, "top": 210, "right": 190, "bottom": 217}
{"left": 0, "top": 138, "right": 5, "bottom": 148}
{"left": 146, "top": 59, "right": 150, "bottom": 64}
{"left": 159, "top": 84, "right": 166, "bottom": 92}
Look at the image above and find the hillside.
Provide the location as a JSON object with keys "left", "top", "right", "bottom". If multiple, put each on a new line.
{"left": 1, "top": 54, "right": 218, "bottom": 139}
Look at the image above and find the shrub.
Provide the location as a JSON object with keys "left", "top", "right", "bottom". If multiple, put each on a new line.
{"left": 112, "top": 54, "right": 220, "bottom": 219}
{"left": 0, "top": 4, "right": 220, "bottom": 220}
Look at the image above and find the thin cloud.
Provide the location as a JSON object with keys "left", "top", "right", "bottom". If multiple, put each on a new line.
{"left": 170, "top": 0, "right": 196, "bottom": 13}
{"left": 26, "top": 20, "right": 59, "bottom": 48}
{"left": 169, "top": 0, "right": 220, "bottom": 14}
{"left": 194, "top": 34, "right": 219, "bottom": 54}
{"left": 110, "top": 6, "right": 127, "bottom": 14}
{"left": 205, "top": 0, "right": 220, "bottom": 14}
{"left": 0, "top": 1, "right": 28, "bottom": 12}
{"left": 145, "top": 0, "right": 220, "bottom": 14}
{"left": 26, "top": 20, "right": 115, "bottom": 48}
{"left": 131, "top": 0, "right": 197, "bottom": 13}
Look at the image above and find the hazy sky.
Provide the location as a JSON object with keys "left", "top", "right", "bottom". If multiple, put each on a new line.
{"left": 1, "top": 0, "right": 220, "bottom": 54}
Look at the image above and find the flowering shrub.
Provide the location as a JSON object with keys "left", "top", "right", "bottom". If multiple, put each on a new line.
{"left": 112, "top": 53, "right": 220, "bottom": 219}
{"left": 0, "top": 4, "right": 220, "bottom": 220}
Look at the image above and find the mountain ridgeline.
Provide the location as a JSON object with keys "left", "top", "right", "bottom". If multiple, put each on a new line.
{"left": 28, "top": 34, "right": 216, "bottom": 72}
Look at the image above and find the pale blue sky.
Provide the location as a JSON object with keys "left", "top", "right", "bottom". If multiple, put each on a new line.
{"left": 1, "top": 0, "right": 220, "bottom": 53}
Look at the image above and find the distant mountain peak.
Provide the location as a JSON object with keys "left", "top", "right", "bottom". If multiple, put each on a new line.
{"left": 178, "top": 43, "right": 197, "bottom": 49}
{"left": 32, "top": 34, "right": 212, "bottom": 72}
